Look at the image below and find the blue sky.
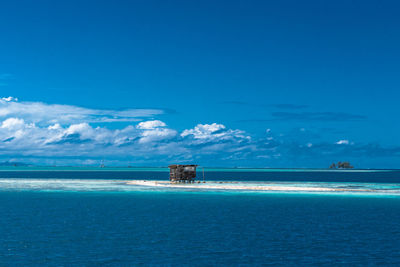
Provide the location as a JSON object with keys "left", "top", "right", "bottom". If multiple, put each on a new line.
{"left": 1, "top": 0, "right": 400, "bottom": 168}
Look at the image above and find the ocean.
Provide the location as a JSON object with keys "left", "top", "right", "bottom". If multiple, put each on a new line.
{"left": 1, "top": 168, "right": 400, "bottom": 266}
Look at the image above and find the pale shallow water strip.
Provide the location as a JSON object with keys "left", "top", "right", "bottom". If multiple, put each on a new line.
{"left": 0, "top": 179, "right": 399, "bottom": 196}
{"left": 127, "top": 180, "right": 400, "bottom": 194}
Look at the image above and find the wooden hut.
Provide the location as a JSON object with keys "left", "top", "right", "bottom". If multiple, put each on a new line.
{"left": 168, "top": 164, "right": 197, "bottom": 183}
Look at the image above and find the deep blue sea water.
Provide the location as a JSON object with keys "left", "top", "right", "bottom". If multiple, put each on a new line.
{"left": 1, "top": 168, "right": 400, "bottom": 266}
{"left": 0, "top": 168, "right": 399, "bottom": 183}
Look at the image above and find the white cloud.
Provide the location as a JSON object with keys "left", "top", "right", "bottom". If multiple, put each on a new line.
{"left": 0, "top": 97, "right": 163, "bottom": 125}
{"left": 180, "top": 123, "right": 252, "bottom": 157}
{"left": 1, "top": 118, "right": 25, "bottom": 129}
{"left": 137, "top": 120, "right": 166, "bottom": 129}
{"left": 0, "top": 98, "right": 254, "bottom": 162}
{"left": 181, "top": 123, "right": 226, "bottom": 139}
{"left": 181, "top": 123, "right": 250, "bottom": 145}
{"left": 65, "top": 123, "right": 95, "bottom": 139}
{"left": 336, "top": 140, "right": 350, "bottom": 145}
{"left": 48, "top": 123, "right": 62, "bottom": 130}
{"left": 0, "top": 114, "right": 255, "bottom": 163}
{"left": 139, "top": 128, "right": 177, "bottom": 144}
{"left": 1, "top": 96, "right": 18, "bottom": 102}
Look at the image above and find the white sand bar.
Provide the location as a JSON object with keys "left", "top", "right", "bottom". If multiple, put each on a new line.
{"left": 125, "top": 180, "right": 384, "bottom": 193}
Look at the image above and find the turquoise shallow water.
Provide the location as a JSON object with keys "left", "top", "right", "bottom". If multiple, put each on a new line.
{"left": 0, "top": 168, "right": 399, "bottom": 183}
{"left": 1, "top": 170, "right": 399, "bottom": 265}
{"left": 1, "top": 178, "right": 400, "bottom": 197}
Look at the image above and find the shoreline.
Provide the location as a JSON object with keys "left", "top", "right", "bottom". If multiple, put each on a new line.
{"left": 0, "top": 178, "right": 398, "bottom": 195}
{"left": 125, "top": 180, "right": 397, "bottom": 193}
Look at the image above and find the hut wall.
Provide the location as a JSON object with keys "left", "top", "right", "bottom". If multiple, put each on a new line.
{"left": 168, "top": 165, "right": 197, "bottom": 182}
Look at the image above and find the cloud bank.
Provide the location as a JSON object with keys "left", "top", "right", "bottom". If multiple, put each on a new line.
{"left": 0, "top": 97, "right": 398, "bottom": 168}
{"left": 0, "top": 97, "right": 163, "bottom": 124}
{"left": 0, "top": 97, "right": 255, "bottom": 165}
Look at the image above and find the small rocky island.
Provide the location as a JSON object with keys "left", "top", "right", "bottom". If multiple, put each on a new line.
{"left": 329, "top": 161, "right": 354, "bottom": 169}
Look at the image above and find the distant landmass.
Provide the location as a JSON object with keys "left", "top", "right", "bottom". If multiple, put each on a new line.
{"left": 329, "top": 161, "right": 354, "bottom": 169}
{"left": 0, "top": 161, "right": 31, "bottom": 167}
